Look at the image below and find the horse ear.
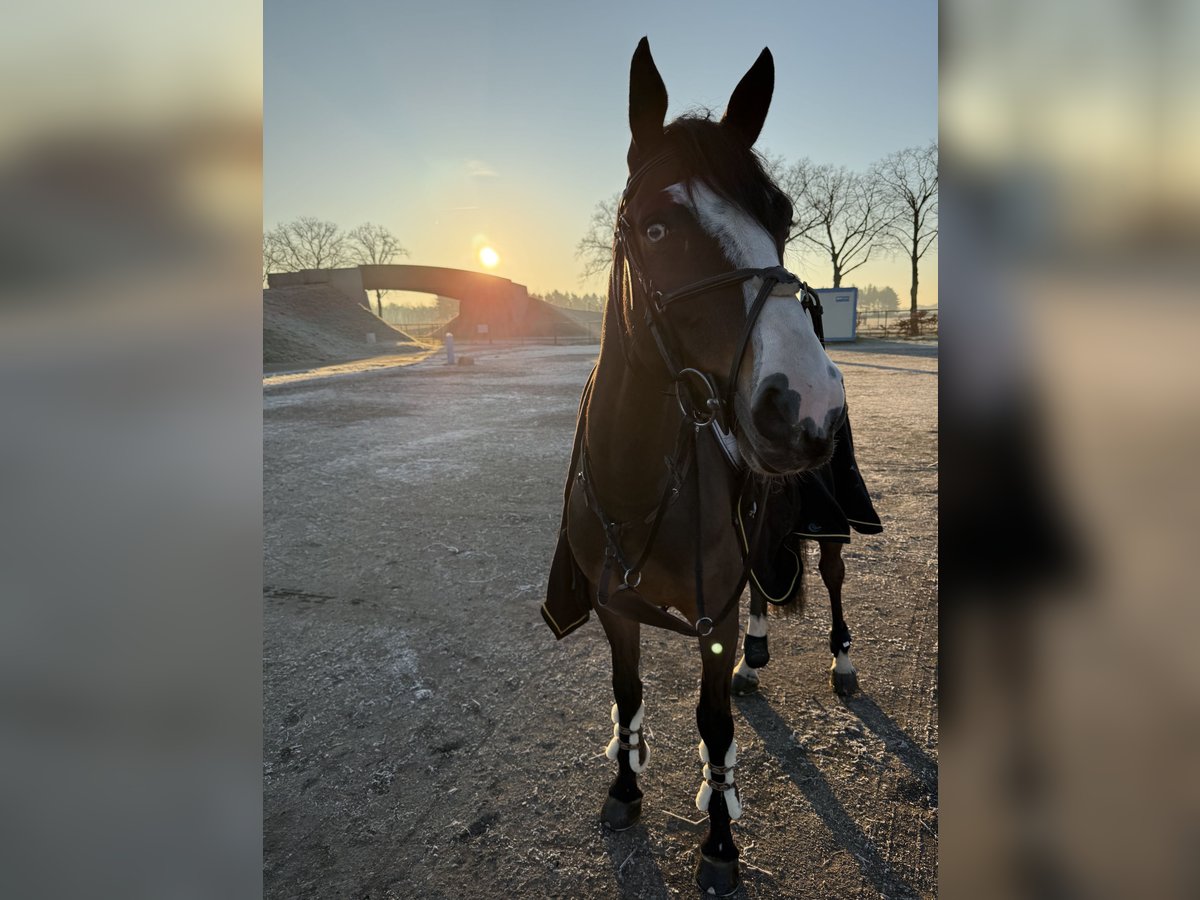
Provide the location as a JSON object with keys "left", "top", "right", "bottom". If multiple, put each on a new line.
{"left": 721, "top": 48, "right": 774, "bottom": 146}
{"left": 628, "top": 37, "right": 668, "bottom": 162}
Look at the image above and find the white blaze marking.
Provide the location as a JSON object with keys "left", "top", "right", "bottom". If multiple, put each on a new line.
{"left": 664, "top": 181, "right": 843, "bottom": 439}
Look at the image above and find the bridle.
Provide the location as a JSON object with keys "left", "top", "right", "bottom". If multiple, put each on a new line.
{"left": 576, "top": 148, "right": 827, "bottom": 639}
{"left": 612, "top": 150, "right": 825, "bottom": 432}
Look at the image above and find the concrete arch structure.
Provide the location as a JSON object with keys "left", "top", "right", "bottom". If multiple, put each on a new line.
{"left": 267, "top": 264, "right": 587, "bottom": 338}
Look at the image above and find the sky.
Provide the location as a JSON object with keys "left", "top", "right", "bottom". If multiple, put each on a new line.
{"left": 265, "top": 1, "right": 937, "bottom": 303}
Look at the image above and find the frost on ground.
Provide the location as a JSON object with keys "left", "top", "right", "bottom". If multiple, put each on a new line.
{"left": 263, "top": 283, "right": 422, "bottom": 370}
{"left": 264, "top": 340, "right": 938, "bottom": 899}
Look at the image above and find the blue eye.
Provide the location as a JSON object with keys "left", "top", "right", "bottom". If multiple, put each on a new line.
{"left": 645, "top": 223, "right": 668, "bottom": 242}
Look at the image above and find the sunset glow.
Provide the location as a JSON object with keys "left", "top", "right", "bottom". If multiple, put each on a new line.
{"left": 265, "top": 6, "right": 937, "bottom": 299}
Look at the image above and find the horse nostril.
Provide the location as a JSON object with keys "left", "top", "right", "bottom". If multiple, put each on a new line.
{"left": 791, "top": 417, "right": 836, "bottom": 464}
{"left": 751, "top": 373, "right": 800, "bottom": 442}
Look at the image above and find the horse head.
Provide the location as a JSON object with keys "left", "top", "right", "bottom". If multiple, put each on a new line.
{"left": 620, "top": 38, "right": 845, "bottom": 475}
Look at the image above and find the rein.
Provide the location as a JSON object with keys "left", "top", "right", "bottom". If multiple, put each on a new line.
{"left": 576, "top": 150, "right": 825, "bottom": 639}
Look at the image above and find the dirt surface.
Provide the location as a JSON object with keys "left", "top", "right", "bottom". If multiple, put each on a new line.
{"left": 264, "top": 340, "right": 938, "bottom": 898}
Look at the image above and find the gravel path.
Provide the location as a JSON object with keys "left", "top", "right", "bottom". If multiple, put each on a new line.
{"left": 264, "top": 339, "right": 938, "bottom": 898}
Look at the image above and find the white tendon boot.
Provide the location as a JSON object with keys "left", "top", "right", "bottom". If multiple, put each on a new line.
{"left": 695, "top": 739, "right": 742, "bottom": 820}
{"left": 604, "top": 703, "right": 648, "bottom": 774}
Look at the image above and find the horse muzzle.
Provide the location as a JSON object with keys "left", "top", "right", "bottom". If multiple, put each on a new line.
{"left": 743, "top": 425, "right": 838, "bottom": 475}
{"left": 741, "top": 376, "right": 845, "bottom": 474}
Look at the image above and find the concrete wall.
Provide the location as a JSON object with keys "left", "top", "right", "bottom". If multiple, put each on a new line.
{"left": 267, "top": 270, "right": 332, "bottom": 287}
{"left": 359, "top": 264, "right": 518, "bottom": 298}
{"left": 327, "top": 268, "right": 368, "bottom": 309}
{"left": 267, "top": 268, "right": 369, "bottom": 310}
{"left": 267, "top": 264, "right": 583, "bottom": 337}
{"left": 361, "top": 264, "right": 533, "bottom": 337}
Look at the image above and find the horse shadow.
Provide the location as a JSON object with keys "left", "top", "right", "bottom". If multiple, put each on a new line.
{"left": 601, "top": 821, "right": 672, "bottom": 899}
{"left": 736, "top": 691, "right": 924, "bottom": 900}
{"left": 843, "top": 693, "right": 938, "bottom": 799}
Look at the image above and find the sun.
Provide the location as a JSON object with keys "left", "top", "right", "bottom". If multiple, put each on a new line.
{"left": 478, "top": 246, "right": 500, "bottom": 269}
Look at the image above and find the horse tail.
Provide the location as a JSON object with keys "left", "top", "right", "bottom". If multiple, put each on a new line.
{"left": 769, "top": 537, "right": 808, "bottom": 618}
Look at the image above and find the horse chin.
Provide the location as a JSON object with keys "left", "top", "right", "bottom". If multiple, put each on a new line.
{"left": 737, "top": 430, "right": 834, "bottom": 477}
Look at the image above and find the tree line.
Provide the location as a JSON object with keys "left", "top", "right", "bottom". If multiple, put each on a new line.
{"left": 381, "top": 297, "right": 459, "bottom": 325}
{"left": 576, "top": 142, "right": 937, "bottom": 318}
{"left": 858, "top": 284, "right": 901, "bottom": 312}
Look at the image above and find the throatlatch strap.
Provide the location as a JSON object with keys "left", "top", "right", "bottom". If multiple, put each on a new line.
{"left": 802, "top": 288, "right": 826, "bottom": 345}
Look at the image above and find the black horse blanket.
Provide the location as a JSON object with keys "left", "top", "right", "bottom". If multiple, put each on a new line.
{"left": 542, "top": 398, "right": 881, "bottom": 639}
{"left": 740, "top": 414, "right": 881, "bottom": 604}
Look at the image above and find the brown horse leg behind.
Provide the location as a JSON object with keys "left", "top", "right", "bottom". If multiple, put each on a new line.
{"left": 733, "top": 539, "right": 860, "bottom": 696}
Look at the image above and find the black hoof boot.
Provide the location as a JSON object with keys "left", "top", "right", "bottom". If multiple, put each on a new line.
{"left": 601, "top": 794, "right": 642, "bottom": 831}
{"left": 731, "top": 671, "right": 759, "bottom": 696}
{"left": 696, "top": 852, "right": 740, "bottom": 896}
{"left": 744, "top": 634, "right": 769, "bottom": 669}
{"left": 829, "top": 663, "right": 860, "bottom": 697}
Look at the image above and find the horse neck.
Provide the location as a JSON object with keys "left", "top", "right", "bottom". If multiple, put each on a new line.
{"left": 585, "top": 336, "right": 681, "bottom": 519}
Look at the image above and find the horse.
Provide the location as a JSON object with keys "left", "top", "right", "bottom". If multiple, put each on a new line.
{"left": 542, "top": 38, "right": 848, "bottom": 895}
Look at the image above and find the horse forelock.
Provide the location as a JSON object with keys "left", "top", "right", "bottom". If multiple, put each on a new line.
{"left": 607, "top": 113, "right": 800, "bottom": 373}
{"left": 619, "top": 115, "right": 791, "bottom": 260}
{"left": 657, "top": 116, "right": 791, "bottom": 255}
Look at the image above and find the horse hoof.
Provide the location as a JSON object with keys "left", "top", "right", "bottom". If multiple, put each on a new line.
{"left": 696, "top": 852, "right": 740, "bottom": 896}
{"left": 732, "top": 672, "right": 759, "bottom": 696}
{"left": 744, "top": 634, "right": 769, "bottom": 669}
{"left": 601, "top": 794, "right": 642, "bottom": 831}
{"left": 830, "top": 667, "right": 859, "bottom": 696}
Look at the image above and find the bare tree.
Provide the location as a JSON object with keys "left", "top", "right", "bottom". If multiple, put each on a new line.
{"left": 349, "top": 222, "right": 409, "bottom": 317}
{"left": 765, "top": 154, "right": 826, "bottom": 261}
{"left": 263, "top": 217, "right": 352, "bottom": 276}
{"left": 575, "top": 194, "right": 619, "bottom": 282}
{"left": 263, "top": 234, "right": 282, "bottom": 287}
{"left": 876, "top": 142, "right": 938, "bottom": 322}
{"left": 794, "top": 164, "right": 895, "bottom": 288}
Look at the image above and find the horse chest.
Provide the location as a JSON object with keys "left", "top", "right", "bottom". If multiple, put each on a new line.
{"left": 565, "top": 475, "right": 741, "bottom": 608}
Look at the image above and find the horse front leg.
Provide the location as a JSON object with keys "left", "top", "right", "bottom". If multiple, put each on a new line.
{"left": 732, "top": 584, "right": 769, "bottom": 695}
{"left": 820, "top": 540, "right": 858, "bottom": 696}
{"left": 596, "top": 606, "right": 647, "bottom": 830}
{"left": 694, "top": 613, "right": 742, "bottom": 896}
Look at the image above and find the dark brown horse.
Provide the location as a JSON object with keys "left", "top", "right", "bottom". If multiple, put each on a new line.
{"left": 543, "top": 38, "right": 847, "bottom": 894}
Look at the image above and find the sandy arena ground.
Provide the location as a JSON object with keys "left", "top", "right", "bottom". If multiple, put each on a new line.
{"left": 264, "top": 339, "right": 938, "bottom": 898}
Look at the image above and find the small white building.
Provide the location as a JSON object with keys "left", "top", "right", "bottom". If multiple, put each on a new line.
{"left": 813, "top": 287, "right": 859, "bottom": 342}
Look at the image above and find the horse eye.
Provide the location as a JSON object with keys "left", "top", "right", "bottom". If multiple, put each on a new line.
{"left": 645, "top": 223, "right": 668, "bottom": 243}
